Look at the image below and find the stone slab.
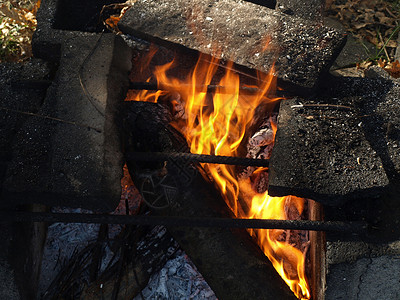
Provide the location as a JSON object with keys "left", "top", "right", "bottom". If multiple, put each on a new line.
{"left": 276, "top": 0, "right": 325, "bottom": 21}
{"left": 0, "top": 59, "right": 52, "bottom": 191}
{"left": 268, "top": 97, "right": 390, "bottom": 206}
{"left": 1, "top": 33, "right": 131, "bottom": 211}
{"left": 326, "top": 255, "right": 400, "bottom": 300}
{"left": 118, "top": 0, "right": 346, "bottom": 91}
{"left": 322, "top": 75, "right": 400, "bottom": 181}
{"left": 0, "top": 224, "right": 20, "bottom": 300}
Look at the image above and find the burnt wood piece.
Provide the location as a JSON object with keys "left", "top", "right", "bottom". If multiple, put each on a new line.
{"left": 82, "top": 226, "right": 179, "bottom": 299}
{"left": 268, "top": 98, "right": 389, "bottom": 206}
{"left": 123, "top": 101, "right": 296, "bottom": 300}
{"left": 308, "top": 200, "right": 326, "bottom": 300}
{"left": 118, "top": 0, "right": 346, "bottom": 91}
{"left": 276, "top": 0, "right": 325, "bottom": 21}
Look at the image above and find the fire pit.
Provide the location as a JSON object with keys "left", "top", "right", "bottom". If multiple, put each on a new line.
{"left": 1, "top": 0, "right": 400, "bottom": 299}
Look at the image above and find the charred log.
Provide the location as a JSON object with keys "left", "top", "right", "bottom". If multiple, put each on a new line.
{"left": 123, "top": 101, "right": 296, "bottom": 300}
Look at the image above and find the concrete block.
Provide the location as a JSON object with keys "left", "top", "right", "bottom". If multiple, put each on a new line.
{"left": 326, "top": 255, "right": 400, "bottom": 300}
{"left": 268, "top": 97, "right": 389, "bottom": 206}
{"left": 118, "top": 0, "right": 346, "bottom": 91}
{"left": 276, "top": 0, "right": 325, "bottom": 21}
{"left": 2, "top": 33, "right": 131, "bottom": 211}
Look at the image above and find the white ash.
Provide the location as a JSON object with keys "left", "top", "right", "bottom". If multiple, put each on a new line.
{"left": 135, "top": 250, "right": 217, "bottom": 300}
{"left": 38, "top": 192, "right": 216, "bottom": 299}
{"left": 38, "top": 186, "right": 141, "bottom": 297}
{"left": 168, "top": 92, "right": 187, "bottom": 120}
{"left": 240, "top": 115, "right": 277, "bottom": 181}
{"left": 38, "top": 207, "right": 101, "bottom": 298}
{"left": 247, "top": 116, "right": 277, "bottom": 159}
{"left": 248, "top": 127, "right": 274, "bottom": 148}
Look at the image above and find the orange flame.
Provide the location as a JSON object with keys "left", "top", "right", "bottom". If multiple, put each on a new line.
{"left": 129, "top": 51, "right": 310, "bottom": 299}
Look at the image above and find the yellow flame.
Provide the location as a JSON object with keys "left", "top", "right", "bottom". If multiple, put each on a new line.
{"left": 129, "top": 51, "right": 310, "bottom": 299}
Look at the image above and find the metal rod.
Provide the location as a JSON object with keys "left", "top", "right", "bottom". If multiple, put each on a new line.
{"left": 125, "top": 152, "right": 269, "bottom": 167}
{"left": 0, "top": 211, "right": 367, "bottom": 232}
{"left": 129, "top": 81, "right": 261, "bottom": 94}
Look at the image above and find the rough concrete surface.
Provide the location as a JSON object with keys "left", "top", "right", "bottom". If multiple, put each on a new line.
{"left": 0, "top": 59, "right": 53, "bottom": 191}
{"left": 268, "top": 97, "right": 389, "bottom": 206}
{"left": 321, "top": 75, "right": 400, "bottom": 181}
{"left": 276, "top": 0, "right": 325, "bottom": 20}
{"left": 326, "top": 255, "right": 400, "bottom": 300}
{"left": 1, "top": 33, "right": 130, "bottom": 211}
{"left": 0, "top": 224, "right": 20, "bottom": 300}
{"left": 119, "top": 0, "right": 346, "bottom": 91}
{"left": 331, "top": 35, "right": 375, "bottom": 70}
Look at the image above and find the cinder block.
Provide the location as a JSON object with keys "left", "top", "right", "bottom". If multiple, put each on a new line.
{"left": 119, "top": 0, "right": 346, "bottom": 91}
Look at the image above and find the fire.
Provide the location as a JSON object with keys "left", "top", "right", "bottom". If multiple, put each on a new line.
{"left": 128, "top": 51, "right": 311, "bottom": 299}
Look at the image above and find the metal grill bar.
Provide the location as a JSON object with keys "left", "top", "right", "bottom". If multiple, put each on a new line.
{"left": 129, "top": 81, "right": 261, "bottom": 94}
{"left": 125, "top": 152, "right": 269, "bottom": 167}
{"left": 0, "top": 211, "right": 367, "bottom": 232}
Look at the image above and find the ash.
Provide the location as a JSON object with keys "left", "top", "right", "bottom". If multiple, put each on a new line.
{"left": 135, "top": 250, "right": 217, "bottom": 300}
{"left": 38, "top": 207, "right": 101, "bottom": 298}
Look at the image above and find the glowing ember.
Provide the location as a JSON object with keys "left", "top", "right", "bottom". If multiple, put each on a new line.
{"left": 127, "top": 50, "right": 311, "bottom": 299}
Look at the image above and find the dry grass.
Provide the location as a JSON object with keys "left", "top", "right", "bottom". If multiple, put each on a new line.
{"left": 327, "top": 0, "right": 400, "bottom": 61}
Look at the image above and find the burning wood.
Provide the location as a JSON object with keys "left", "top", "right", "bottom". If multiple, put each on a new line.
{"left": 124, "top": 41, "right": 313, "bottom": 298}
{"left": 124, "top": 101, "right": 297, "bottom": 300}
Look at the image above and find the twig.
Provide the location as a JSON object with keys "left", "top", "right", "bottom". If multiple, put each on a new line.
{"left": 290, "top": 103, "right": 352, "bottom": 110}
{"left": 0, "top": 106, "right": 102, "bottom": 133}
{"left": 378, "top": 30, "right": 390, "bottom": 62}
{"left": 385, "top": 7, "right": 397, "bottom": 19}
{"left": 89, "top": 224, "right": 108, "bottom": 281}
{"left": 376, "top": 24, "right": 400, "bottom": 60}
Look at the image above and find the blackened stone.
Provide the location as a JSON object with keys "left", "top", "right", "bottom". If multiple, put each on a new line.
{"left": 1, "top": 34, "right": 131, "bottom": 211}
{"left": 0, "top": 59, "right": 53, "bottom": 192}
{"left": 268, "top": 97, "right": 389, "bottom": 206}
{"left": 118, "top": 0, "right": 346, "bottom": 91}
{"left": 276, "top": 0, "right": 325, "bottom": 21}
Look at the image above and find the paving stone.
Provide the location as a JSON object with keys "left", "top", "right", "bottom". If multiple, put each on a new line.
{"left": 118, "top": 0, "right": 346, "bottom": 91}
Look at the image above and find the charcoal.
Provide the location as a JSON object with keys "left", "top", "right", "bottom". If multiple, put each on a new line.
{"left": 118, "top": 0, "right": 346, "bottom": 91}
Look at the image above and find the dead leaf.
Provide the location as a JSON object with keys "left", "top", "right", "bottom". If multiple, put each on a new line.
{"left": 0, "top": 5, "right": 25, "bottom": 24}
{"left": 385, "top": 60, "right": 400, "bottom": 78}
{"left": 354, "top": 23, "right": 367, "bottom": 30}
{"left": 378, "top": 58, "right": 386, "bottom": 68}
